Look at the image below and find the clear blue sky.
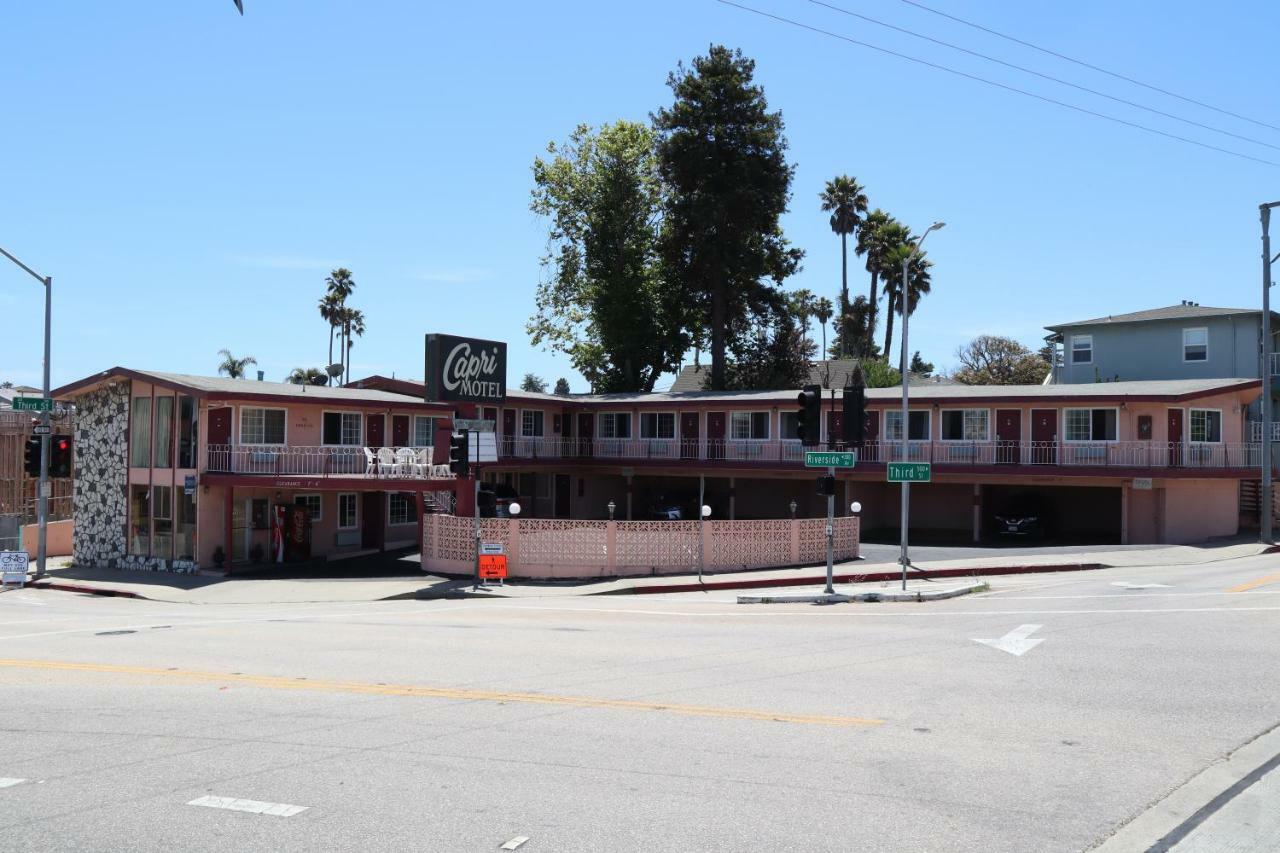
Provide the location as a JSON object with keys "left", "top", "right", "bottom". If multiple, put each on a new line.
{"left": 2, "top": 0, "right": 1277, "bottom": 391}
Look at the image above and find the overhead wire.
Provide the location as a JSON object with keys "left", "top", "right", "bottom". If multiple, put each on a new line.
{"left": 713, "top": 0, "right": 1280, "bottom": 168}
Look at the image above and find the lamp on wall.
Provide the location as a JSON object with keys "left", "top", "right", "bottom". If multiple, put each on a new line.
{"left": 789, "top": 499, "right": 798, "bottom": 519}
{"left": 607, "top": 500, "right": 616, "bottom": 520}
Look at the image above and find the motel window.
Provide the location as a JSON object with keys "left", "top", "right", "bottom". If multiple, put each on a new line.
{"left": 1071, "top": 335, "right": 1093, "bottom": 364}
{"left": 338, "top": 493, "right": 358, "bottom": 529}
{"left": 177, "top": 395, "right": 196, "bottom": 468}
{"left": 153, "top": 396, "right": 174, "bottom": 468}
{"left": 152, "top": 485, "right": 173, "bottom": 560}
{"left": 241, "top": 407, "right": 285, "bottom": 445}
{"left": 941, "top": 409, "right": 989, "bottom": 441}
{"left": 779, "top": 411, "right": 800, "bottom": 440}
{"left": 129, "top": 485, "right": 150, "bottom": 555}
{"left": 322, "top": 412, "right": 362, "bottom": 446}
{"left": 597, "top": 413, "right": 632, "bottom": 439}
{"left": 295, "top": 494, "right": 322, "bottom": 521}
{"left": 1189, "top": 409, "right": 1222, "bottom": 443}
{"left": 175, "top": 490, "right": 195, "bottom": 562}
{"left": 885, "top": 411, "right": 930, "bottom": 441}
{"left": 1064, "top": 408, "right": 1118, "bottom": 442}
{"left": 730, "top": 411, "right": 770, "bottom": 440}
{"left": 522, "top": 410, "right": 545, "bottom": 437}
{"left": 130, "top": 396, "right": 151, "bottom": 467}
{"left": 640, "top": 412, "right": 676, "bottom": 439}
{"left": 388, "top": 493, "right": 417, "bottom": 526}
{"left": 1183, "top": 327, "right": 1208, "bottom": 362}
{"left": 413, "top": 416, "right": 436, "bottom": 447}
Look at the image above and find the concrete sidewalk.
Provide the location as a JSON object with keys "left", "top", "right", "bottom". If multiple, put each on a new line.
{"left": 11, "top": 539, "right": 1272, "bottom": 604}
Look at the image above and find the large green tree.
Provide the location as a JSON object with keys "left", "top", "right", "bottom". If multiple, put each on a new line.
{"left": 654, "top": 46, "right": 803, "bottom": 391}
{"left": 718, "top": 314, "right": 815, "bottom": 391}
{"left": 819, "top": 175, "right": 868, "bottom": 357}
{"left": 880, "top": 240, "right": 932, "bottom": 364}
{"left": 320, "top": 269, "right": 355, "bottom": 385}
{"left": 855, "top": 209, "right": 904, "bottom": 358}
{"left": 953, "top": 336, "right": 1051, "bottom": 385}
{"left": 216, "top": 349, "right": 256, "bottom": 379}
{"left": 529, "top": 121, "right": 688, "bottom": 393}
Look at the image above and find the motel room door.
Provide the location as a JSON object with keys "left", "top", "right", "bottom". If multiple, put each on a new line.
{"left": 861, "top": 410, "right": 880, "bottom": 461}
{"left": 680, "top": 411, "right": 700, "bottom": 459}
{"left": 706, "top": 411, "right": 726, "bottom": 460}
{"left": 366, "top": 414, "right": 385, "bottom": 449}
{"left": 391, "top": 415, "right": 409, "bottom": 447}
{"left": 577, "top": 413, "right": 593, "bottom": 458}
{"left": 1031, "top": 409, "right": 1057, "bottom": 464}
{"left": 361, "top": 492, "right": 384, "bottom": 551}
{"left": 1168, "top": 409, "right": 1184, "bottom": 466}
{"left": 554, "top": 473, "right": 571, "bottom": 518}
{"left": 208, "top": 408, "right": 232, "bottom": 471}
{"left": 996, "top": 409, "right": 1021, "bottom": 464}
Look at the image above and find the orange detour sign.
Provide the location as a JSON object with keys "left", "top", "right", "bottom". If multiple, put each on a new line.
{"left": 478, "top": 553, "right": 507, "bottom": 579}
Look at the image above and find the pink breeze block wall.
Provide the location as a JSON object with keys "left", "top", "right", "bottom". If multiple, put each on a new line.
{"left": 23, "top": 519, "right": 73, "bottom": 559}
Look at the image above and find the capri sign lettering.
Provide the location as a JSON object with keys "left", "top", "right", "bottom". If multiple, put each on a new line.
{"left": 424, "top": 334, "right": 507, "bottom": 404}
{"left": 887, "top": 462, "right": 932, "bottom": 483}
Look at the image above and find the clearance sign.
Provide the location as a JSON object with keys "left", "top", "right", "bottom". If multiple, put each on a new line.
{"left": 424, "top": 334, "right": 507, "bottom": 405}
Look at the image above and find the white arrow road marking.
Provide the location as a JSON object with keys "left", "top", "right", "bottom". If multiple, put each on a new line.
{"left": 1111, "top": 581, "right": 1172, "bottom": 589}
{"left": 974, "top": 624, "right": 1044, "bottom": 656}
{"left": 501, "top": 837, "right": 530, "bottom": 850}
{"left": 0, "top": 778, "right": 27, "bottom": 789}
{"left": 187, "top": 796, "right": 308, "bottom": 817}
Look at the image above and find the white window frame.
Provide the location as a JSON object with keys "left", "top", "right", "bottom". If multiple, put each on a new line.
{"left": 730, "top": 411, "right": 771, "bottom": 441}
{"left": 1182, "top": 327, "right": 1209, "bottom": 363}
{"left": 939, "top": 408, "right": 990, "bottom": 442}
{"left": 387, "top": 492, "right": 417, "bottom": 526}
{"left": 322, "top": 410, "right": 364, "bottom": 447}
{"left": 597, "top": 412, "right": 632, "bottom": 439}
{"left": 521, "top": 409, "right": 545, "bottom": 438}
{"left": 239, "top": 406, "right": 287, "bottom": 446}
{"left": 412, "top": 415, "right": 436, "bottom": 447}
{"left": 884, "top": 410, "right": 931, "bottom": 442}
{"left": 640, "top": 411, "right": 676, "bottom": 440}
{"left": 1070, "top": 334, "right": 1093, "bottom": 365}
{"left": 294, "top": 493, "right": 322, "bottom": 522}
{"left": 1063, "top": 407, "right": 1119, "bottom": 443}
{"left": 337, "top": 492, "right": 358, "bottom": 529}
{"left": 1188, "top": 408, "right": 1223, "bottom": 444}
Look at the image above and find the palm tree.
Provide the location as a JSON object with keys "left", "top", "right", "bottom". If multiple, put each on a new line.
{"left": 216, "top": 349, "right": 257, "bottom": 379}
{"left": 317, "top": 292, "right": 342, "bottom": 385}
{"left": 856, "top": 209, "right": 896, "bottom": 356}
{"left": 813, "top": 297, "right": 834, "bottom": 386}
{"left": 286, "top": 367, "right": 328, "bottom": 385}
{"left": 880, "top": 243, "right": 933, "bottom": 366}
{"left": 819, "top": 176, "right": 868, "bottom": 357}
{"left": 322, "top": 268, "right": 356, "bottom": 385}
{"left": 788, "top": 288, "right": 816, "bottom": 349}
{"left": 338, "top": 307, "right": 366, "bottom": 385}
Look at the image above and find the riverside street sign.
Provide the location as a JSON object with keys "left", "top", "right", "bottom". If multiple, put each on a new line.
{"left": 424, "top": 334, "right": 507, "bottom": 405}
{"left": 804, "top": 451, "right": 856, "bottom": 468}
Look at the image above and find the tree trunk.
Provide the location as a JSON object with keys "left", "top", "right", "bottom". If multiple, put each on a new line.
{"left": 883, "top": 293, "right": 896, "bottom": 362}
{"left": 710, "top": 285, "right": 727, "bottom": 391}
{"left": 839, "top": 234, "right": 848, "bottom": 357}
{"left": 327, "top": 324, "right": 334, "bottom": 386}
{"left": 866, "top": 269, "right": 879, "bottom": 356}
{"left": 343, "top": 321, "right": 350, "bottom": 385}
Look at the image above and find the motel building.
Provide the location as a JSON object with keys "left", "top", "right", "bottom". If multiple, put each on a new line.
{"left": 53, "top": 363, "right": 1262, "bottom": 578}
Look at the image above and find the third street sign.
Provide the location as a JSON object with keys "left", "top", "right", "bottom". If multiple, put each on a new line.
{"left": 804, "top": 451, "right": 856, "bottom": 468}
{"left": 12, "top": 398, "right": 52, "bottom": 412}
{"left": 887, "top": 462, "right": 932, "bottom": 483}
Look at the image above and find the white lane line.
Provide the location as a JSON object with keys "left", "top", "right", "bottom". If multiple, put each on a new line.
{"left": 0, "top": 778, "right": 27, "bottom": 789}
{"left": 483, "top": 604, "right": 1280, "bottom": 618}
{"left": 501, "top": 836, "right": 530, "bottom": 850}
{"left": 187, "top": 795, "right": 308, "bottom": 817}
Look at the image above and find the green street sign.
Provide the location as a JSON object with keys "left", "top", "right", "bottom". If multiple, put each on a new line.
{"left": 887, "top": 462, "right": 932, "bottom": 483}
{"left": 12, "top": 397, "right": 52, "bottom": 412}
{"left": 804, "top": 451, "right": 856, "bottom": 469}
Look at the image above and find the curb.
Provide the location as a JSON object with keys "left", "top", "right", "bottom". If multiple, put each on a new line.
{"left": 737, "top": 581, "right": 987, "bottom": 605}
{"left": 27, "top": 581, "right": 146, "bottom": 599}
{"left": 622, "top": 562, "right": 1104, "bottom": 595}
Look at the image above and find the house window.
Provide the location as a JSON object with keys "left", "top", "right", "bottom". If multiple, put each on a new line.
{"left": 1189, "top": 409, "right": 1222, "bottom": 443}
{"left": 1071, "top": 335, "right": 1093, "bottom": 364}
{"left": 177, "top": 395, "right": 196, "bottom": 468}
{"left": 1183, "top": 327, "right": 1208, "bottom": 362}
{"left": 337, "top": 493, "right": 358, "bottom": 529}
{"left": 597, "top": 413, "right": 632, "bottom": 439}
{"left": 640, "top": 412, "right": 676, "bottom": 439}
{"left": 413, "top": 416, "right": 436, "bottom": 447}
{"left": 941, "top": 409, "right": 989, "bottom": 441}
{"left": 388, "top": 493, "right": 417, "bottom": 525}
{"left": 152, "top": 485, "right": 173, "bottom": 560}
{"left": 241, "top": 407, "right": 285, "bottom": 445}
{"left": 885, "top": 411, "right": 930, "bottom": 441}
{"left": 175, "top": 490, "right": 196, "bottom": 562}
{"left": 1064, "top": 408, "right": 1117, "bottom": 442}
{"left": 153, "top": 396, "right": 174, "bottom": 468}
{"left": 294, "top": 494, "right": 322, "bottom": 521}
{"left": 129, "top": 485, "right": 150, "bottom": 555}
{"left": 730, "top": 411, "right": 770, "bottom": 440}
{"left": 130, "top": 396, "right": 151, "bottom": 467}
{"left": 779, "top": 411, "right": 800, "bottom": 440}
{"left": 522, "top": 410, "right": 545, "bottom": 437}
{"left": 322, "top": 412, "right": 362, "bottom": 446}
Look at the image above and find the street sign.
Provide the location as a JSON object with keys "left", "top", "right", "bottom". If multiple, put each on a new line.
{"left": 184, "top": 475, "right": 197, "bottom": 496}
{"left": 478, "top": 553, "right": 507, "bottom": 579}
{"left": 1, "top": 551, "right": 29, "bottom": 587}
{"left": 887, "top": 462, "right": 932, "bottom": 483}
{"left": 12, "top": 397, "right": 52, "bottom": 412}
{"left": 31, "top": 425, "right": 50, "bottom": 436}
{"left": 453, "top": 418, "right": 495, "bottom": 432}
{"left": 480, "top": 542, "right": 504, "bottom": 556}
{"left": 804, "top": 451, "right": 856, "bottom": 468}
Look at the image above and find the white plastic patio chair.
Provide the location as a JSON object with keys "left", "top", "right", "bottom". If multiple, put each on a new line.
{"left": 363, "top": 447, "right": 376, "bottom": 476}
{"left": 395, "top": 447, "right": 417, "bottom": 477}
{"left": 376, "top": 447, "right": 397, "bottom": 477}
{"left": 415, "top": 448, "right": 434, "bottom": 478}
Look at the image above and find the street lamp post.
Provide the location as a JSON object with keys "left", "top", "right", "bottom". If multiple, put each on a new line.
{"left": 0, "top": 246, "right": 52, "bottom": 579}
{"left": 898, "top": 221, "right": 945, "bottom": 590}
{"left": 1261, "top": 203, "right": 1280, "bottom": 543}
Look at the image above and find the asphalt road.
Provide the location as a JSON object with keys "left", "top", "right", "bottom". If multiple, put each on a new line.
{"left": 2, "top": 555, "right": 1279, "bottom": 852}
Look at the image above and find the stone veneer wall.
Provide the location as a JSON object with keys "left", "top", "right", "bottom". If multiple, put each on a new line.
{"left": 72, "top": 380, "right": 129, "bottom": 569}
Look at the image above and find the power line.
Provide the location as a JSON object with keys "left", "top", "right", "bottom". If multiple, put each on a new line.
{"left": 714, "top": 0, "right": 1280, "bottom": 169}
{"left": 805, "top": 0, "right": 1280, "bottom": 153}
{"left": 895, "top": 0, "right": 1280, "bottom": 134}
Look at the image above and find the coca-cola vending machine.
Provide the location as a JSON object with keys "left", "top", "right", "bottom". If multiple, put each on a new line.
{"left": 285, "top": 501, "right": 312, "bottom": 561}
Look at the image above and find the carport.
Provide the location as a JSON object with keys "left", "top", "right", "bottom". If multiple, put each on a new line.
{"left": 983, "top": 484, "right": 1122, "bottom": 545}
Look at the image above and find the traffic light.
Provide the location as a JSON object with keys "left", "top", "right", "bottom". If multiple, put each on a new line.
{"left": 23, "top": 437, "right": 41, "bottom": 478}
{"left": 796, "top": 384, "right": 821, "bottom": 447}
{"left": 816, "top": 475, "right": 836, "bottom": 496}
{"left": 842, "top": 384, "right": 866, "bottom": 448}
{"left": 50, "top": 435, "right": 73, "bottom": 479}
{"left": 448, "top": 432, "right": 470, "bottom": 478}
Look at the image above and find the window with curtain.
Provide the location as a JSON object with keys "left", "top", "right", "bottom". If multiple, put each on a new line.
{"left": 152, "top": 485, "right": 173, "bottom": 559}
{"left": 413, "top": 416, "right": 436, "bottom": 447}
{"left": 1189, "top": 409, "right": 1222, "bottom": 442}
{"left": 522, "top": 410, "right": 545, "bottom": 437}
{"left": 885, "top": 411, "right": 930, "bottom": 441}
{"left": 338, "top": 493, "right": 358, "bottom": 528}
{"left": 941, "top": 409, "right": 989, "bottom": 441}
{"left": 1071, "top": 335, "right": 1093, "bottom": 364}
{"left": 175, "top": 490, "right": 196, "bottom": 562}
{"left": 130, "top": 397, "right": 151, "bottom": 467}
{"left": 241, "top": 408, "right": 285, "bottom": 444}
{"left": 153, "top": 396, "right": 174, "bottom": 468}
{"left": 730, "top": 411, "right": 770, "bottom": 440}
{"left": 177, "top": 395, "right": 196, "bottom": 468}
{"left": 597, "top": 413, "right": 632, "bottom": 438}
{"left": 640, "top": 412, "right": 675, "bottom": 439}
{"left": 1064, "top": 408, "right": 1117, "bottom": 441}
{"left": 388, "top": 493, "right": 417, "bottom": 525}
{"left": 323, "top": 412, "right": 362, "bottom": 445}
{"left": 129, "top": 485, "right": 151, "bottom": 554}
{"left": 1183, "top": 327, "right": 1208, "bottom": 362}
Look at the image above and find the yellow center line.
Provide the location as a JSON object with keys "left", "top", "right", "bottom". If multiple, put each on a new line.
{"left": 0, "top": 658, "right": 883, "bottom": 729}
{"left": 1227, "top": 573, "right": 1280, "bottom": 593}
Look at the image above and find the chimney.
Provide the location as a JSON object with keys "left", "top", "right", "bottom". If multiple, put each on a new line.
{"left": 256, "top": 370, "right": 264, "bottom": 381}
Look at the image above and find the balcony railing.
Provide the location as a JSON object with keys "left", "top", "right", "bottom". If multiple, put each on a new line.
{"left": 206, "top": 445, "right": 450, "bottom": 478}
{"left": 1249, "top": 421, "right": 1280, "bottom": 442}
{"left": 1271, "top": 352, "right": 1280, "bottom": 377}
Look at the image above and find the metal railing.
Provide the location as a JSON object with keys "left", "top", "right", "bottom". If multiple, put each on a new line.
{"left": 206, "top": 445, "right": 449, "bottom": 478}
{"left": 1249, "top": 421, "right": 1280, "bottom": 442}
{"left": 1271, "top": 352, "right": 1280, "bottom": 377}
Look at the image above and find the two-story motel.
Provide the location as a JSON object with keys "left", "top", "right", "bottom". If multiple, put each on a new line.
{"left": 53, "top": 366, "right": 1262, "bottom": 574}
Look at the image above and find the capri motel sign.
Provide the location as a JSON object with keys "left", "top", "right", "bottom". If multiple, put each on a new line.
{"left": 424, "top": 334, "right": 508, "bottom": 404}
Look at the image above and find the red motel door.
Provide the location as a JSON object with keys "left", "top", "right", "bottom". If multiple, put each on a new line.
{"left": 366, "top": 414, "right": 385, "bottom": 448}
{"left": 996, "top": 409, "right": 1021, "bottom": 464}
{"left": 680, "top": 411, "right": 700, "bottom": 459}
{"left": 827, "top": 411, "right": 844, "bottom": 449}
{"left": 707, "top": 411, "right": 725, "bottom": 460}
{"left": 1168, "top": 409, "right": 1184, "bottom": 466}
{"left": 208, "top": 408, "right": 232, "bottom": 471}
{"left": 392, "top": 415, "right": 409, "bottom": 447}
{"left": 1031, "top": 409, "right": 1056, "bottom": 464}
{"left": 577, "top": 412, "right": 593, "bottom": 458}
{"left": 862, "top": 410, "right": 879, "bottom": 461}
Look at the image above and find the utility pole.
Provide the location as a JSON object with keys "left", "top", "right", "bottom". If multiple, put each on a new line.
{"left": 0, "top": 247, "right": 52, "bottom": 579}
{"left": 1261, "top": 203, "right": 1279, "bottom": 543}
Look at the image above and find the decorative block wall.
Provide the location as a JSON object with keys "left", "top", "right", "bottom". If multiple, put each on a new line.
{"left": 71, "top": 381, "right": 129, "bottom": 569}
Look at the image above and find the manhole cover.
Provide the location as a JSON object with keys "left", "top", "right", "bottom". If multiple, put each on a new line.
{"left": 95, "top": 630, "right": 136, "bottom": 636}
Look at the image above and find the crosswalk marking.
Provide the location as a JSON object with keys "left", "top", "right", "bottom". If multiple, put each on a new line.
{"left": 187, "top": 795, "right": 308, "bottom": 817}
